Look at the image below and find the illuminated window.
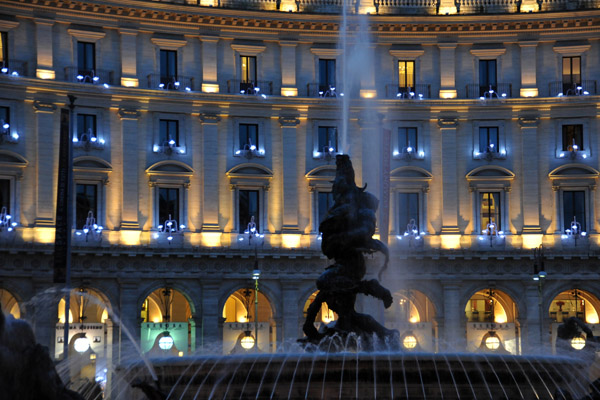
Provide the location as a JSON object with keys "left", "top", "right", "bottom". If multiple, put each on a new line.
{"left": 0, "top": 179, "right": 9, "bottom": 214}
{"left": 398, "top": 60, "right": 415, "bottom": 90}
{"left": 76, "top": 114, "right": 96, "bottom": 141}
{"left": 159, "top": 119, "right": 179, "bottom": 147}
{"left": 562, "top": 124, "right": 583, "bottom": 152}
{"left": 562, "top": 56, "right": 581, "bottom": 95}
{"left": 160, "top": 50, "right": 177, "bottom": 87}
{"left": 158, "top": 187, "right": 180, "bottom": 227}
{"left": 563, "top": 191, "right": 586, "bottom": 232}
{"left": 479, "top": 127, "right": 499, "bottom": 154}
{"left": 239, "top": 123, "right": 258, "bottom": 151}
{"left": 480, "top": 192, "right": 501, "bottom": 232}
{"left": 239, "top": 190, "right": 259, "bottom": 233}
{"left": 398, "top": 192, "right": 419, "bottom": 234}
{"left": 398, "top": 127, "right": 417, "bottom": 153}
{"left": 319, "top": 59, "right": 336, "bottom": 93}
{"left": 318, "top": 126, "right": 337, "bottom": 153}
{"left": 479, "top": 60, "right": 497, "bottom": 97}
{"left": 0, "top": 32, "right": 7, "bottom": 70}
{"left": 240, "top": 55, "right": 257, "bottom": 92}
{"left": 77, "top": 42, "right": 95, "bottom": 80}
{"left": 75, "top": 184, "right": 97, "bottom": 229}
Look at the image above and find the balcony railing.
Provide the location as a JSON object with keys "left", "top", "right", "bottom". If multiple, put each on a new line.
{"left": 227, "top": 79, "right": 273, "bottom": 95}
{"left": 307, "top": 83, "right": 345, "bottom": 98}
{"left": 147, "top": 74, "right": 194, "bottom": 91}
{"left": 466, "top": 83, "right": 512, "bottom": 99}
{"left": 64, "top": 67, "right": 114, "bottom": 85}
{"left": 1, "top": 60, "right": 28, "bottom": 77}
{"left": 454, "top": 0, "right": 517, "bottom": 14}
{"left": 548, "top": 80, "right": 597, "bottom": 97}
{"left": 385, "top": 84, "right": 431, "bottom": 99}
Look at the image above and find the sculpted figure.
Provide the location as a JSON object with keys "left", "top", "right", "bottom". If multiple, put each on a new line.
{"left": 302, "top": 154, "right": 397, "bottom": 349}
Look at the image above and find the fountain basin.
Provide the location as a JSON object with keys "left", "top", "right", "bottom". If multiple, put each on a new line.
{"left": 117, "top": 352, "right": 588, "bottom": 399}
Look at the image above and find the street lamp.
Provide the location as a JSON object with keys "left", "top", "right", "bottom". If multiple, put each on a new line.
{"left": 533, "top": 245, "right": 547, "bottom": 346}
{"left": 252, "top": 268, "right": 260, "bottom": 352}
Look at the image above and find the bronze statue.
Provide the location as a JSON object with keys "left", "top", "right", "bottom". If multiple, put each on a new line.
{"left": 302, "top": 154, "right": 398, "bottom": 349}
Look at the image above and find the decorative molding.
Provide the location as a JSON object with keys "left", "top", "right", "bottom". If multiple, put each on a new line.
{"left": 518, "top": 116, "right": 539, "bottom": 127}
{"left": 278, "top": 116, "right": 300, "bottom": 127}
{"left": 310, "top": 47, "right": 342, "bottom": 57}
{"left": 199, "top": 113, "right": 221, "bottom": 124}
{"left": 33, "top": 101, "right": 56, "bottom": 113}
{"left": 151, "top": 37, "right": 187, "bottom": 49}
{"left": 469, "top": 47, "right": 506, "bottom": 58}
{"left": 0, "top": 18, "right": 19, "bottom": 30}
{"left": 389, "top": 49, "right": 425, "bottom": 59}
{"left": 553, "top": 43, "right": 591, "bottom": 56}
{"left": 67, "top": 28, "right": 106, "bottom": 41}
{"left": 437, "top": 117, "right": 458, "bottom": 128}
{"left": 231, "top": 43, "right": 266, "bottom": 55}
{"left": 118, "top": 108, "right": 140, "bottom": 120}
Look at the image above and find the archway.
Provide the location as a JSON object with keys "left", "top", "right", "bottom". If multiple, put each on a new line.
{"left": 0, "top": 288, "right": 20, "bottom": 318}
{"left": 465, "top": 288, "right": 519, "bottom": 354}
{"left": 303, "top": 290, "right": 339, "bottom": 328}
{"left": 385, "top": 289, "right": 436, "bottom": 352}
{"left": 222, "top": 287, "right": 274, "bottom": 354}
{"left": 55, "top": 287, "right": 111, "bottom": 392}
{"left": 141, "top": 287, "right": 193, "bottom": 357}
{"left": 549, "top": 289, "right": 600, "bottom": 353}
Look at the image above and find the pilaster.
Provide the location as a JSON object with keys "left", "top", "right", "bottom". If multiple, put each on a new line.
{"left": 279, "top": 116, "right": 301, "bottom": 232}
{"left": 33, "top": 101, "right": 57, "bottom": 226}
{"left": 200, "top": 113, "right": 222, "bottom": 231}
{"left": 519, "top": 116, "right": 542, "bottom": 235}
{"left": 35, "top": 18, "right": 55, "bottom": 79}
{"left": 201, "top": 36, "right": 219, "bottom": 93}
{"left": 201, "top": 281, "right": 222, "bottom": 353}
{"left": 119, "top": 28, "right": 139, "bottom": 87}
{"left": 118, "top": 108, "right": 141, "bottom": 230}
{"left": 438, "top": 43, "right": 457, "bottom": 98}
{"left": 438, "top": 117, "right": 460, "bottom": 234}
{"left": 519, "top": 41, "right": 539, "bottom": 97}
{"left": 442, "top": 282, "right": 464, "bottom": 351}
{"left": 280, "top": 41, "right": 298, "bottom": 96}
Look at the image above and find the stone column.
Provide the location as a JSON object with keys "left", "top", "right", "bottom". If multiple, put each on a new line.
{"left": 519, "top": 41, "right": 538, "bottom": 97}
{"left": 201, "top": 281, "right": 222, "bottom": 353}
{"left": 522, "top": 284, "right": 543, "bottom": 352}
{"left": 117, "top": 280, "right": 141, "bottom": 363}
{"left": 119, "top": 28, "right": 139, "bottom": 87}
{"left": 281, "top": 281, "right": 300, "bottom": 342}
{"left": 201, "top": 36, "right": 219, "bottom": 93}
{"left": 359, "top": 116, "right": 381, "bottom": 221}
{"left": 280, "top": 41, "right": 298, "bottom": 96}
{"left": 438, "top": 43, "right": 457, "bottom": 99}
{"left": 280, "top": 116, "right": 301, "bottom": 233}
{"left": 199, "top": 114, "right": 221, "bottom": 233}
{"left": 118, "top": 108, "right": 141, "bottom": 230}
{"left": 519, "top": 116, "right": 542, "bottom": 238}
{"left": 439, "top": 117, "right": 460, "bottom": 236}
{"left": 442, "top": 282, "right": 464, "bottom": 351}
{"left": 33, "top": 101, "right": 57, "bottom": 227}
{"left": 35, "top": 18, "right": 55, "bottom": 79}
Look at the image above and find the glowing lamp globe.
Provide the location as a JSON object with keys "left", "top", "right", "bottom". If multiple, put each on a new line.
{"left": 402, "top": 334, "right": 417, "bottom": 350}
{"left": 158, "top": 335, "right": 174, "bottom": 350}
{"left": 74, "top": 336, "right": 90, "bottom": 353}
{"left": 240, "top": 334, "right": 255, "bottom": 350}
{"left": 485, "top": 335, "right": 500, "bottom": 350}
{"left": 571, "top": 336, "right": 586, "bottom": 350}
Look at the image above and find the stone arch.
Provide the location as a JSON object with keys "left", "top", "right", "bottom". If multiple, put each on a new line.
{"left": 137, "top": 281, "right": 198, "bottom": 318}
{"left": 548, "top": 163, "right": 600, "bottom": 180}
{"left": 545, "top": 283, "right": 600, "bottom": 324}
{"left": 390, "top": 165, "right": 433, "bottom": 181}
{"left": 0, "top": 287, "right": 22, "bottom": 318}
{"left": 0, "top": 149, "right": 28, "bottom": 168}
{"left": 226, "top": 163, "right": 273, "bottom": 179}
{"left": 73, "top": 156, "right": 112, "bottom": 172}
{"left": 466, "top": 165, "right": 515, "bottom": 180}
{"left": 146, "top": 160, "right": 195, "bottom": 176}
{"left": 218, "top": 280, "right": 279, "bottom": 321}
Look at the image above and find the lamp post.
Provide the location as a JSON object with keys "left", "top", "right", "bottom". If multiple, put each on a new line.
{"left": 533, "top": 245, "right": 547, "bottom": 346}
{"left": 252, "top": 268, "right": 260, "bottom": 352}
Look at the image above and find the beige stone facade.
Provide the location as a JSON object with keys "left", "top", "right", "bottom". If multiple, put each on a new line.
{"left": 1, "top": 0, "right": 600, "bottom": 387}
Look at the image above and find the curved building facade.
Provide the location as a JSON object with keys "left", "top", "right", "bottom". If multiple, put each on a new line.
{"left": 1, "top": 0, "right": 600, "bottom": 390}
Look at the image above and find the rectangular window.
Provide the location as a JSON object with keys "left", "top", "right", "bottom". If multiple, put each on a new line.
{"left": 0, "top": 32, "right": 7, "bottom": 69}
{"left": 318, "top": 126, "right": 337, "bottom": 153}
{"left": 159, "top": 119, "right": 179, "bottom": 146}
{"left": 158, "top": 187, "right": 180, "bottom": 226}
{"left": 75, "top": 184, "right": 97, "bottom": 229}
{"left": 480, "top": 192, "right": 501, "bottom": 232}
{"left": 398, "top": 127, "right": 418, "bottom": 152}
{"left": 398, "top": 60, "right": 415, "bottom": 90}
{"left": 479, "top": 60, "right": 497, "bottom": 97}
{"left": 160, "top": 50, "right": 177, "bottom": 86}
{"left": 563, "top": 190, "right": 586, "bottom": 232}
{"left": 562, "top": 124, "right": 583, "bottom": 151}
{"left": 562, "top": 56, "right": 581, "bottom": 94}
{"left": 77, "top": 42, "right": 95, "bottom": 79}
{"left": 319, "top": 59, "right": 336, "bottom": 93}
{"left": 0, "top": 179, "right": 10, "bottom": 214}
{"left": 239, "top": 189, "right": 259, "bottom": 232}
{"left": 317, "top": 191, "right": 334, "bottom": 226}
{"left": 0, "top": 106, "right": 9, "bottom": 133}
{"left": 240, "top": 56, "right": 257, "bottom": 92}
{"left": 479, "top": 127, "right": 499, "bottom": 153}
{"left": 239, "top": 123, "right": 258, "bottom": 150}
{"left": 76, "top": 114, "right": 96, "bottom": 141}
{"left": 398, "top": 193, "right": 419, "bottom": 234}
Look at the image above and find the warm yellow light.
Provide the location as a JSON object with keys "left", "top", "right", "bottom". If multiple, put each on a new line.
{"left": 201, "top": 232, "right": 222, "bottom": 247}
{"left": 360, "top": 90, "right": 377, "bottom": 99}
{"left": 439, "top": 6, "right": 457, "bottom": 14}
{"left": 202, "top": 83, "right": 219, "bottom": 93}
{"left": 237, "top": 315, "right": 249, "bottom": 323}
{"left": 178, "top": 351, "right": 184, "bottom": 357}
{"left": 240, "top": 335, "right": 255, "bottom": 349}
{"left": 409, "top": 315, "right": 419, "bottom": 323}
{"left": 441, "top": 235, "right": 461, "bottom": 249}
{"left": 372, "top": 234, "right": 381, "bottom": 241}
{"left": 494, "top": 314, "right": 507, "bottom": 324}
{"left": 402, "top": 335, "right": 417, "bottom": 349}
{"left": 152, "top": 317, "right": 161, "bottom": 323}
{"left": 520, "top": 88, "right": 538, "bottom": 98}
{"left": 90, "top": 353, "right": 97, "bottom": 360}
{"left": 281, "top": 87, "right": 298, "bottom": 97}
{"left": 520, "top": 4, "right": 537, "bottom": 12}
{"left": 121, "top": 77, "right": 139, "bottom": 87}
{"left": 36, "top": 69, "right": 55, "bottom": 79}
{"left": 35, "top": 227, "right": 56, "bottom": 244}
{"left": 485, "top": 335, "right": 500, "bottom": 350}
{"left": 322, "top": 309, "right": 335, "bottom": 323}
{"left": 120, "top": 230, "right": 141, "bottom": 246}
{"left": 101, "top": 309, "right": 109, "bottom": 323}
{"left": 571, "top": 336, "right": 586, "bottom": 350}
{"left": 200, "top": 0, "right": 216, "bottom": 5}
{"left": 522, "top": 234, "right": 543, "bottom": 249}
{"left": 586, "top": 309, "right": 599, "bottom": 324}
{"left": 439, "top": 90, "right": 457, "bottom": 99}
{"left": 281, "top": 234, "right": 301, "bottom": 249}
